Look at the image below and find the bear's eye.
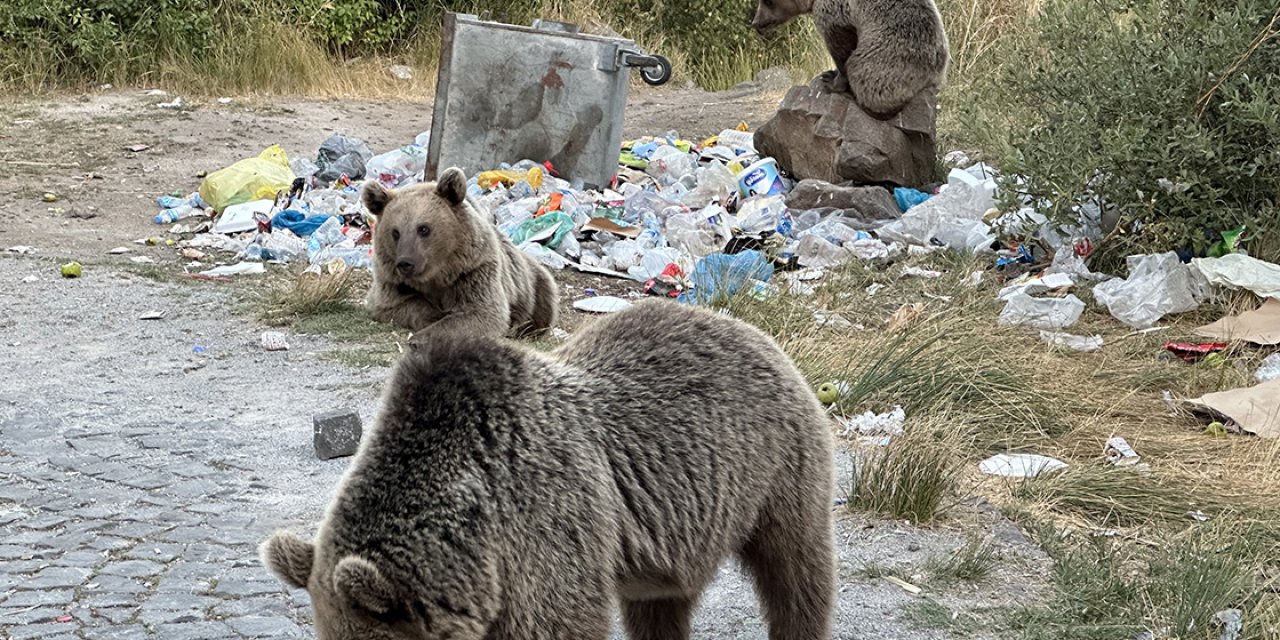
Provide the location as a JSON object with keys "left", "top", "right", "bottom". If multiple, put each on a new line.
{"left": 391, "top": 228, "right": 400, "bottom": 241}
{"left": 417, "top": 225, "right": 431, "bottom": 238}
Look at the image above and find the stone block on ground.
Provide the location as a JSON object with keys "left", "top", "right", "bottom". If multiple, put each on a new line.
{"left": 785, "top": 179, "right": 901, "bottom": 225}
{"left": 312, "top": 410, "right": 362, "bottom": 460}
{"left": 754, "top": 77, "right": 938, "bottom": 188}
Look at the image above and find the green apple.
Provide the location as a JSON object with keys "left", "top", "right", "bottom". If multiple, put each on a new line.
{"left": 817, "top": 382, "right": 839, "bottom": 405}
{"left": 60, "top": 262, "right": 83, "bottom": 278}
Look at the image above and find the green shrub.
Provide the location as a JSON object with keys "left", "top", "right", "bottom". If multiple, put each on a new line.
{"left": 959, "top": 0, "right": 1280, "bottom": 264}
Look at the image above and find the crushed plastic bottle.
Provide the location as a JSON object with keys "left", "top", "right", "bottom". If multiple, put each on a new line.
{"left": 154, "top": 205, "right": 203, "bottom": 225}
{"left": 735, "top": 195, "right": 786, "bottom": 236}
{"left": 646, "top": 145, "right": 697, "bottom": 185}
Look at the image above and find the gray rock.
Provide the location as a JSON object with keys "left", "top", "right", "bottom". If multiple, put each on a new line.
{"left": 313, "top": 409, "right": 362, "bottom": 460}
{"left": 755, "top": 77, "right": 938, "bottom": 188}
{"left": 786, "top": 180, "right": 901, "bottom": 223}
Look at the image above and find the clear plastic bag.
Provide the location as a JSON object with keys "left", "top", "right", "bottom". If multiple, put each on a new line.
{"left": 1093, "top": 252, "right": 1206, "bottom": 328}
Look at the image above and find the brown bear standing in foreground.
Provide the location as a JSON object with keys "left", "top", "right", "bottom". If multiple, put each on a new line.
{"left": 363, "top": 167, "right": 558, "bottom": 339}
{"left": 261, "top": 300, "right": 836, "bottom": 640}
{"left": 752, "top": 0, "right": 949, "bottom": 117}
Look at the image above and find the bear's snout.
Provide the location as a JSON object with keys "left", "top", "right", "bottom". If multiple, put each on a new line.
{"left": 396, "top": 259, "right": 416, "bottom": 276}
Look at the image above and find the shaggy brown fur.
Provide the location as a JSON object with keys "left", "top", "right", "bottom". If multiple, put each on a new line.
{"left": 752, "top": 0, "right": 949, "bottom": 117}
{"left": 261, "top": 299, "right": 836, "bottom": 640}
{"left": 362, "top": 167, "right": 558, "bottom": 339}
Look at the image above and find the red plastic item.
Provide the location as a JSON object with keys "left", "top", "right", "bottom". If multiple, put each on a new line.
{"left": 1164, "top": 341, "right": 1229, "bottom": 362}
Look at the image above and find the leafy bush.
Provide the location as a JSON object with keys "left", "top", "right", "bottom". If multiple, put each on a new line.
{"left": 962, "top": 0, "right": 1280, "bottom": 264}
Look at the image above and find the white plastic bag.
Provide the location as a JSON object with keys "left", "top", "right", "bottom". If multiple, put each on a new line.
{"left": 998, "top": 293, "right": 1086, "bottom": 330}
{"left": 876, "top": 181, "right": 996, "bottom": 251}
{"left": 1191, "top": 254, "right": 1280, "bottom": 299}
{"left": 1093, "top": 252, "right": 1207, "bottom": 328}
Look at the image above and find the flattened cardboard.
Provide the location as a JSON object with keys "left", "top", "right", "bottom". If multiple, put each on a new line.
{"left": 1193, "top": 298, "right": 1280, "bottom": 345}
{"left": 581, "top": 217, "right": 641, "bottom": 239}
{"left": 1187, "top": 378, "right": 1280, "bottom": 438}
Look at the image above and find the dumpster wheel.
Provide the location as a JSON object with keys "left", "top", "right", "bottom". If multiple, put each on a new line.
{"left": 640, "top": 55, "right": 672, "bottom": 86}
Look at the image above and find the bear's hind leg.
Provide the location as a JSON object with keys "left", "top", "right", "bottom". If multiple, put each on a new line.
{"left": 621, "top": 597, "right": 695, "bottom": 640}
{"left": 739, "top": 505, "right": 835, "bottom": 640}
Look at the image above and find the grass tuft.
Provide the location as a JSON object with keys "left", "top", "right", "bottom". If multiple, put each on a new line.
{"left": 847, "top": 418, "right": 968, "bottom": 524}
{"left": 924, "top": 536, "right": 1000, "bottom": 584}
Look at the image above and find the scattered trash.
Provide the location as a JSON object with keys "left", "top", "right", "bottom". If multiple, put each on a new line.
{"left": 1214, "top": 608, "right": 1243, "bottom": 640}
{"left": 389, "top": 65, "right": 414, "bottom": 81}
{"left": 978, "top": 454, "right": 1068, "bottom": 478}
{"left": 887, "top": 302, "right": 927, "bottom": 332}
{"left": 129, "top": 256, "right": 155, "bottom": 264}
{"left": 198, "top": 262, "right": 266, "bottom": 277}
{"left": 877, "top": 180, "right": 996, "bottom": 252}
{"left": 998, "top": 292, "right": 1086, "bottom": 330}
{"left": 1195, "top": 298, "right": 1280, "bottom": 345}
{"left": 6, "top": 245, "right": 36, "bottom": 254}
{"left": 155, "top": 96, "right": 183, "bottom": 109}
{"left": 315, "top": 134, "right": 372, "bottom": 185}
{"left": 218, "top": 97, "right": 234, "bottom": 105}
{"left": 813, "top": 310, "right": 853, "bottom": 329}
{"left": 1255, "top": 353, "right": 1280, "bottom": 383}
{"left": 1187, "top": 510, "right": 1211, "bottom": 522}
{"left": 108, "top": 246, "right": 131, "bottom": 254}
{"left": 997, "top": 272, "right": 1074, "bottom": 301}
{"left": 1191, "top": 254, "right": 1280, "bottom": 299}
{"left": 213, "top": 199, "right": 274, "bottom": 235}
{"left": 573, "top": 296, "right": 633, "bottom": 314}
{"left": 1039, "top": 331, "right": 1104, "bottom": 352}
{"left": 1187, "top": 379, "right": 1280, "bottom": 438}
{"left": 21, "top": 275, "right": 38, "bottom": 283}
{"left": 902, "top": 266, "right": 943, "bottom": 279}
{"left": 837, "top": 406, "right": 906, "bottom": 438}
{"left": 192, "top": 345, "right": 207, "bottom": 354}
{"left": 678, "top": 250, "right": 774, "bottom": 305}
{"left": 125, "top": 144, "right": 151, "bottom": 153}
{"left": 1093, "top": 252, "right": 1207, "bottom": 329}
{"left": 883, "top": 576, "right": 922, "bottom": 595}
{"left": 1164, "top": 341, "right": 1229, "bottom": 362}
{"left": 1104, "top": 437, "right": 1140, "bottom": 466}
{"left": 139, "top": 311, "right": 165, "bottom": 320}
{"left": 42, "top": 192, "right": 57, "bottom": 202}
{"left": 59, "top": 262, "right": 82, "bottom": 278}
{"left": 261, "top": 331, "right": 290, "bottom": 351}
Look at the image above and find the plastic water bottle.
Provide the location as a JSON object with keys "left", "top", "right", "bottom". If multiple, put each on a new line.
{"left": 153, "top": 205, "right": 200, "bottom": 224}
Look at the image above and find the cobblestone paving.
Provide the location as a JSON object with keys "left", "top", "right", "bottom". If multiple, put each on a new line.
{"left": 0, "top": 258, "right": 382, "bottom": 639}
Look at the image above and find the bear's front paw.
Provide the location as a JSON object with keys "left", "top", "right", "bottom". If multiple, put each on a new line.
{"left": 820, "top": 70, "right": 850, "bottom": 94}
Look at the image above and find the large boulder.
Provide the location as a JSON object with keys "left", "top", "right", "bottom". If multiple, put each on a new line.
{"left": 755, "top": 77, "right": 938, "bottom": 188}
{"left": 785, "top": 179, "right": 901, "bottom": 224}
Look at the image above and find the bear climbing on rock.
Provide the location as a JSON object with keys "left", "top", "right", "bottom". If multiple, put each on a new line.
{"left": 362, "top": 167, "right": 558, "bottom": 340}
{"left": 752, "top": 0, "right": 949, "bottom": 117}
{"left": 260, "top": 299, "right": 837, "bottom": 640}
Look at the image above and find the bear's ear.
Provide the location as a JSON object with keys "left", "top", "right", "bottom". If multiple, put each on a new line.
{"left": 334, "top": 555, "right": 398, "bottom": 616}
{"left": 362, "top": 181, "right": 394, "bottom": 217}
{"left": 435, "top": 167, "right": 468, "bottom": 206}
{"left": 259, "top": 531, "right": 315, "bottom": 590}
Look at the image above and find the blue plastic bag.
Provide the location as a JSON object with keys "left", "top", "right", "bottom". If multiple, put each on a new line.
{"left": 678, "top": 250, "right": 775, "bottom": 305}
{"left": 272, "top": 209, "right": 332, "bottom": 237}
{"left": 894, "top": 187, "right": 932, "bottom": 212}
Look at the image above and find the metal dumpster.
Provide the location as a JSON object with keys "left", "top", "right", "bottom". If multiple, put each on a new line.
{"left": 425, "top": 13, "right": 671, "bottom": 190}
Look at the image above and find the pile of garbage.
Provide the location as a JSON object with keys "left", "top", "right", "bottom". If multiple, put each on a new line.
{"left": 149, "top": 132, "right": 431, "bottom": 275}
{"left": 150, "top": 124, "right": 1029, "bottom": 300}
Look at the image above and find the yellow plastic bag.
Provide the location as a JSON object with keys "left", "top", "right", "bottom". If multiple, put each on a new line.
{"left": 199, "top": 145, "right": 295, "bottom": 212}
{"left": 476, "top": 166, "right": 544, "bottom": 191}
